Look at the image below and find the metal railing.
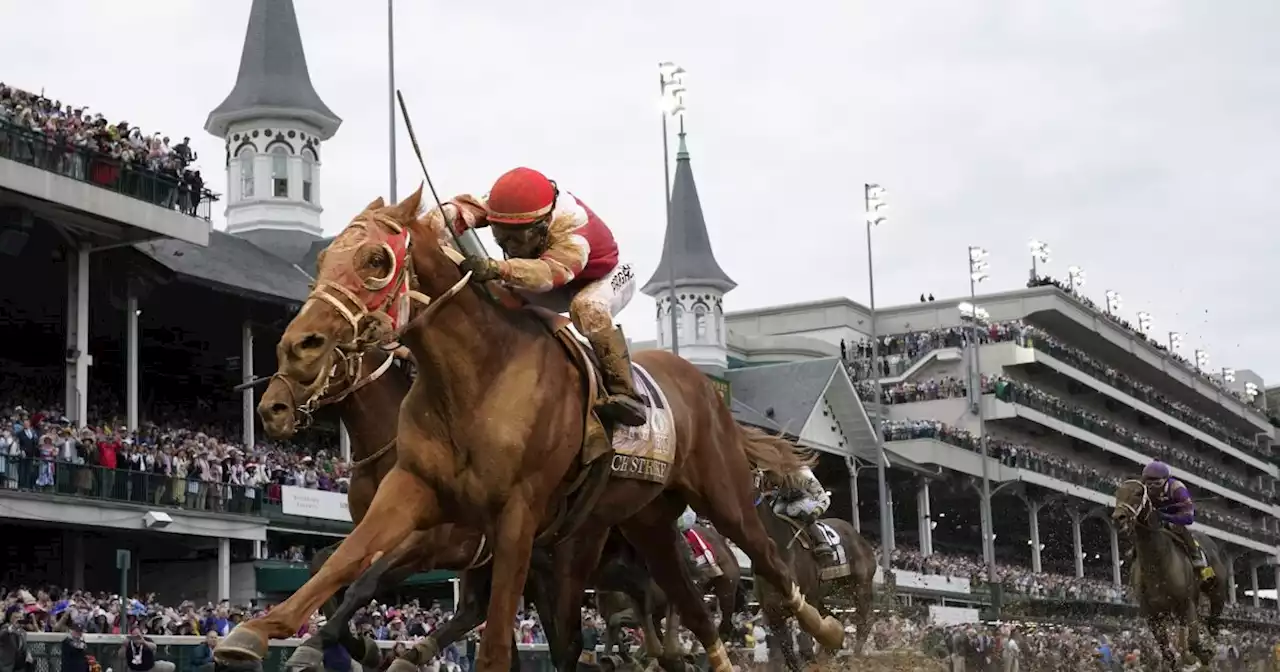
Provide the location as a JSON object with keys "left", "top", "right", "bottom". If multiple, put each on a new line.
{"left": 0, "top": 120, "right": 218, "bottom": 222}
{"left": 0, "top": 456, "right": 264, "bottom": 516}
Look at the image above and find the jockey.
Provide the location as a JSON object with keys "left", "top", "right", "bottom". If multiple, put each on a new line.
{"left": 1141, "top": 460, "right": 1214, "bottom": 583}
{"left": 430, "top": 167, "right": 646, "bottom": 427}
{"left": 773, "top": 466, "right": 835, "bottom": 561}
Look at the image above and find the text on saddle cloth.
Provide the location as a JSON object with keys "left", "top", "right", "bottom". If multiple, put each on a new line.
{"left": 608, "top": 363, "right": 676, "bottom": 484}
{"left": 813, "top": 522, "right": 852, "bottom": 581}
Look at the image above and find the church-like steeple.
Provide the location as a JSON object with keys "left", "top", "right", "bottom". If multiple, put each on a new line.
{"left": 642, "top": 128, "right": 735, "bottom": 374}
{"left": 205, "top": 0, "right": 340, "bottom": 139}
{"left": 642, "top": 131, "right": 736, "bottom": 295}
{"left": 205, "top": 0, "right": 342, "bottom": 262}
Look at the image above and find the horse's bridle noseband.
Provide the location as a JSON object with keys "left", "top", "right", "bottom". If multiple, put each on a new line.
{"left": 1114, "top": 478, "right": 1154, "bottom": 530}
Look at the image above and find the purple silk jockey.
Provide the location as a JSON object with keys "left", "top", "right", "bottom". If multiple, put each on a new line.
{"left": 1141, "top": 460, "right": 1215, "bottom": 583}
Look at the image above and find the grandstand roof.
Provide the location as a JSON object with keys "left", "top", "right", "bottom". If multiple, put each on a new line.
{"left": 135, "top": 231, "right": 310, "bottom": 306}
{"left": 206, "top": 0, "right": 341, "bottom": 139}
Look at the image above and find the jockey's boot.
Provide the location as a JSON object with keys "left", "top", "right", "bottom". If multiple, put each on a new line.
{"left": 808, "top": 522, "right": 836, "bottom": 563}
{"left": 592, "top": 325, "right": 647, "bottom": 427}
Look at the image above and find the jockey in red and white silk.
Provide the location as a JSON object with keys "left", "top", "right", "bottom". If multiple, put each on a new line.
{"left": 423, "top": 167, "right": 646, "bottom": 426}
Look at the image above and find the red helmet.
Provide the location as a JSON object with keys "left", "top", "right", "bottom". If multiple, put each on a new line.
{"left": 486, "top": 167, "right": 557, "bottom": 226}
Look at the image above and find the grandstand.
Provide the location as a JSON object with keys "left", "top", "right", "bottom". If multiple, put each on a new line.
{"left": 719, "top": 281, "right": 1280, "bottom": 615}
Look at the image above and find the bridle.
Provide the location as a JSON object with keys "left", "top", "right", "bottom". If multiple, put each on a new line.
{"left": 273, "top": 210, "right": 473, "bottom": 428}
{"left": 1114, "top": 478, "right": 1155, "bottom": 531}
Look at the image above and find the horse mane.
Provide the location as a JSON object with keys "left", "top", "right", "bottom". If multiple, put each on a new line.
{"left": 738, "top": 425, "right": 817, "bottom": 490}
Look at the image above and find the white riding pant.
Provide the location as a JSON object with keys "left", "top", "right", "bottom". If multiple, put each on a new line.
{"left": 518, "top": 262, "right": 635, "bottom": 339}
{"left": 775, "top": 496, "right": 828, "bottom": 522}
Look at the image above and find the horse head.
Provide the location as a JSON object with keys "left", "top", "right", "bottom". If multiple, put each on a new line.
{"left": 261, "top": 188, "right": 440, "bottom": 439}
{"left": 1111, "top": 478, "right": 1157, "bottom": 537}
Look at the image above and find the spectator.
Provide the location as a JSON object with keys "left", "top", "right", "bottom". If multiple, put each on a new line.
{"left": 119, "top": 626, "right": 173, "bottom": 672}
{"left": 61, "top": 624, "right": 89, "bottom": 672}
{"left": 190, "top": 631, "right": 216, "bottom": 672}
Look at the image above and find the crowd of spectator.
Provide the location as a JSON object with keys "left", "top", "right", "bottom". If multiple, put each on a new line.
{"left": 1029, "top": 275, "right": 1265, "bottom": 415}
{"left": 0, "top": 393, "right": 351, "bottom": 513}
{"left": 881, "top": 418, "right": 1280, "bottom": 546}
{"left": 842, "top": 322, "right": 1029, "bottom": 381}
{"left": 0, "top": 83, "right": 214, "bottom": 218}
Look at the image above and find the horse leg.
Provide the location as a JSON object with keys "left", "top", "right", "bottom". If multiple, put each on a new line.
{"left": 216, "top": 468, "right": 439, "bottom": 664}
{"left": 524, "top": 558, "right": 577, "bottom": 672}
{"left": 295, "top": 532, "right": 428, "bottom": 671}
{"left": 389, "top": 568, "right": 515, "bottom": 672}
{"left": 473, "top": 496, "right": 540, "bottom": 672}
{"left": 634, "top": 583, "right": 666, "bottom": 667}
{"left": 764, "top": 606, "right": 800, "bottom": 672}
{"left": 286, "top": 543, "right": 366, "bottom": 672}
{"left": 1182, "top": 602, "right": 1212, "bottom": 667}
{"left": 618, "top": 504, "right": 731, "bottom": 672}
{"left": 708, "top": 574, "right": 736, "bottom": 645}
{"left": 686, "top": 464, "right": 842, "bottom": 650}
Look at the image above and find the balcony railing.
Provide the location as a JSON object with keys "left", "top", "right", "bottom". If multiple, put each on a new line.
{"left": 0, "top": 119, "right": 218, "bottom": 221}
{"left": 0, "top": 456, "right": 263, "bottom": 516}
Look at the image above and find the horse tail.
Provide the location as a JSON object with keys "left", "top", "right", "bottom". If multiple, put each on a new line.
{"left": 738, "top": 425, "right": 817, "bottom": 488}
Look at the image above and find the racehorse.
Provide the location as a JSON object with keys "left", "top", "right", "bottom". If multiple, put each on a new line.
{"left": 753, "top": 482, "right": 876, "bottom": 672}
{"left": 1111, "top": 479, "right": 1225, "bottom": 670}
{"left": 595, "top": 523, "right": 744, "bottom": 665}
{"left": 215, "top": 189, "right": 844, "bottom": 672}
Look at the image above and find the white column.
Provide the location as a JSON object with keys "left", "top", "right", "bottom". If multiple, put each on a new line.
{"left": 1069, "top": 510, "right": 1084, "bottom": 578}
{"left": 340, "top": 422, "right": 352, "bottom": 461}
{"left": 1275, "top": 565, "right": 1280, "bottom": 613}
{"left": 241, "top": 322, "right": 255, "bottom": 449}
{"left": 1109, "top": 522, "right": 1121, "bottom": 587}
{"left": 1251, "top": 562, "right": 1260, "bottom": 608}
{"left": 126, "top": 291, "right": 139, "bottom": 431}
{"left": 451, "top": 578, "right": 461, "bottom": 609}
{"left": 1028, "top": 501, "right": 1042, "bottom": 574}
{"left": 917, "top": 481, "right": 933, "bottom": 557}
{"left": 217, "top": 537, "right": 231, "bottom": 602}
{"left": 847, "top": 458, "right": 860, "bottom": 533}
{"left": 65, "top": 246, "right": 92, "bottom": 428}
{"left": 1227, "top": 557, "right": 1237, "bottom": 605}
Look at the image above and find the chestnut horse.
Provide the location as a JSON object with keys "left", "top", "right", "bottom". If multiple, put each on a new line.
{"left": 215, "top": 189, "right": 843, "bottom": 672}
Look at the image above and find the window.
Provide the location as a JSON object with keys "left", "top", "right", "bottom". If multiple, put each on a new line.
{"left": 301, "top": 148, "right": 316, "bottom": 203}
{"left": 694, "top": 305, "right": 709, "bottom": 343}
{"left": 271, "top": 146, "right": 289, "bottom": 198}
{"left": 673, "top": 305, "right": 685, "bottom": 342}
{"left": 715, "top": 304, "right": 725, "bottom": 345}
{"left": 238, "top": 147, "right": 255, "bottom": 200}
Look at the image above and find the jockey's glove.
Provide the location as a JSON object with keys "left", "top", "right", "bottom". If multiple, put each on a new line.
{"left": 461, "top": 256, "right": 502, "bottom": 283}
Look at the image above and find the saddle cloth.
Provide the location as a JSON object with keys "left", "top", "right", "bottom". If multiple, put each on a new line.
{"left": 783, "top": 516, "right": 851, "bottom": 581}
{"left": 540, "top": 315, "right": 676, "bottom": 484}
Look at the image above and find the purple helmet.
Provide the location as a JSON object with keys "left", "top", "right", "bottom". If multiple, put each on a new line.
{"left": 1141, "top": 460, "right": 1171, "bottom": 480}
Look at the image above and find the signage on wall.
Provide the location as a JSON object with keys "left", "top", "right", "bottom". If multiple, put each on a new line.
{"left": 706, "top": 375, "right": 731, "bottom": 407}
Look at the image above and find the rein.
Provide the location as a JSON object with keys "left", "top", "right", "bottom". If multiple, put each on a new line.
{"left": 1116, "top": 478, "right": 1157, "bottom": 532}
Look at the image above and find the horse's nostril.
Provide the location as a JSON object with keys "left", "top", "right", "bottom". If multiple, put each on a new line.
{"left": 268, "top": 402, "right": 290, "bottom": 417}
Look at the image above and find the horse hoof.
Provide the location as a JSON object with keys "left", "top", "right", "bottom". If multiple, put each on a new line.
{"left": 215, "top": 626, "right": 270, "bottom": 663}
{"left": 284, "top": 644, "right": 324, "bottom": 672}
{"left": 814, "top": 615, "right": 846, "bottom": 650}
{"left": 386, "top": 658, "right": 420, "bottom": 672}
{"left": 359, "top": 636, "right": 383, "bottom": 670}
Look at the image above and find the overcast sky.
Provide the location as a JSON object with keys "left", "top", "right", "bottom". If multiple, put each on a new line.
{"left": 7, "top": 1, "right": 1280, "bottom": 378}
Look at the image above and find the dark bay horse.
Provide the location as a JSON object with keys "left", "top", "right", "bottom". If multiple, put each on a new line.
{"left": 595, "top": 523, "right": 743, "bottom": 663}
{"left": 216, "top": 189, "right": 843, "bottom": 672}
{"left": 753, "top": 493, "right": 876, "bottom": 672}
{"left": 1112, "top": 479, "right": 1225, "bottom": 669}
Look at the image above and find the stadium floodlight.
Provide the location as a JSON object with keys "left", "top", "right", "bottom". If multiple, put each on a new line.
{"left": 1222, "top": 368, "right": 1236, "bottom": 384}
{"left": 863, "top": 181, "right": 893, "bottom": 576}
{"left": 1245, "top": 381, "right": 1260, "bottom": 401}
{"left": 1104, "top": 290, "right": 1122, "bottom": 315}
{"left": 866, "top": 184, "right": 888, "bottom": 226}
{"left": 959, "top": 301, "right": 990, "bottom": 322}
{"left": 968, "top": 246, "right": 990, "bottom": 284}
{"left": 658, "top": 61, "right": 688, "bottom": 355}
{"left": 1136, "top": 312, "right": 1152, "bottom": 335}
{"left": 1195, "top": 349, "right": 1210, "bottom": 372}
{"left": 1029, "top": 239, "right": 1050, "bottom": 281}
{"left": 1169, "top": 332, "right": 1183, "bottom": 353}
{"left": 1067, "top": 265, "right": 1085, "bottom": 292}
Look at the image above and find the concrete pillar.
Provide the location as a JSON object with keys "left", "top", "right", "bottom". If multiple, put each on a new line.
{"left": 65, "top": 246, "right": 92, "bottom": 427}
{"left": 1027, "top": 500, "right": 1042, "bottom": 574}
{"left": 126, "top": 291, "right": 139, "bottom": 431}
{"left": 1251, "top": 562, "right": 1260, "bottom": 608}
{"left": 451, "top": 578, "right": 461, "bottom": 609}
{"left": 917, "top": 480, "right": 933, "bottom": 557}
{"left": 340, "top": 422, "right": 351, "bottom": 461}
{"left": 1068, "top": 510, "right": 1084, "bottom": 578}
{"left": 1226, "top": 556, "right": 1237, "bottom": 605}
{"left": 980, "top": 492, "right": 993, "bottom": 567}
{"left": 217, "top": 537, "right": 232, "bottom": 602}
{"left": 1275, "top": 565, "right": 1280, "bottom": 613}
{"left": 71, "top": 532, "right": 85, "bottom": 590}
{"left": 1108, "top": 522, "right": 1121, "bottom": 587}
{"left": 847, "top": 458, "right": 860, "bottom": 533}
{"left": 241, "top": 322, "right": 255, "bottom": 449}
